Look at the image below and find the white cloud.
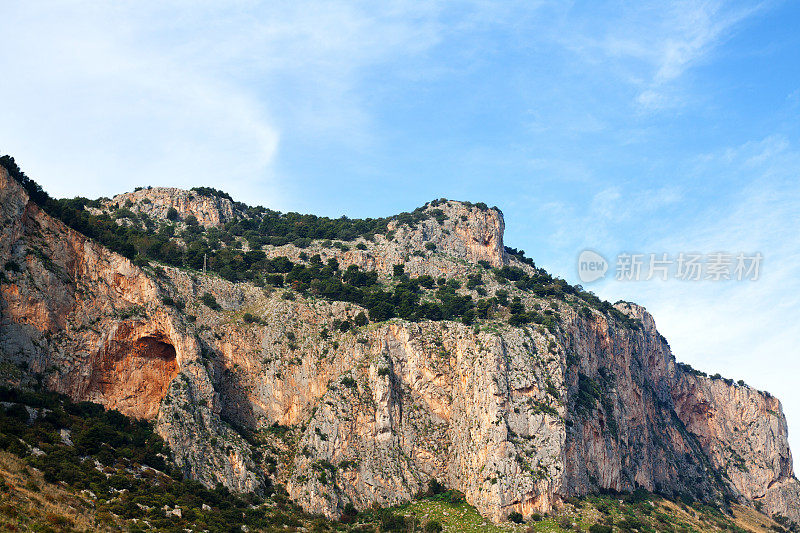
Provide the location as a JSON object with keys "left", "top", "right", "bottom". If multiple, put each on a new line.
{"left": 0, "top": 3, "right": 280, "bottom": 203}
{"left": 0, "top": 2, "right": 451, "bottom": 205}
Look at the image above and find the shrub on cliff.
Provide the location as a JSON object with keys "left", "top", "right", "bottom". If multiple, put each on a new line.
{"left": 0, "top": 155, "right": 51, "bottom": 207}
{"left": 466, "top": 273, "right": 483, "bottom": 289}
{"left": 379, "top": 512, "right": 408, "bottom": 532}
{"left": 424, "top": 519, "right": 443, "bottom": 532}
{"left": 243, "top": 312, "right": 260, "bottom": 324}
{"left": 369, "top": 302, "right": 395, "bottom": 322}
{"left": 201, "top": 292, "right": 220, "bottom": 310}
{"left": 191, "top": 186, "right": 233, "bottom": 201}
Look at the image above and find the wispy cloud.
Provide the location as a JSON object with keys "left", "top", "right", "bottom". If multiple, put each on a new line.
{"left": 0, "top": 3, "right": 281, "bottom": 203}
{"left": 0, "top": 2, "right": 451, "bottom": 205}
{"left": 553, "top": 1, "right": 768, "bottom": 110}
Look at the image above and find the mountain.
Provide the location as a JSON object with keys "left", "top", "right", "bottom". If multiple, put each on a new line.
{"left": 1, "top": 159, "right": 798, "bottom": 528}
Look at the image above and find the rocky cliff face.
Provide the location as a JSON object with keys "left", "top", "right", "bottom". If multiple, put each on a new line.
{"left": 107, "top": 187, "right": 235, "bottom": 227}
{"left": 562, "top": 302, "right": 799, "bottom": 520}
{"left": 251, "top": 201, "right": 507, "bottom": 281}
{"left": 671, "top": 367, "right": 799, "bottom": 518}
{"left": 1, "top": 168, "right": 798, "bottom": 524}
{"left": 0, "top": 169, "right": 259, "bottom": 492}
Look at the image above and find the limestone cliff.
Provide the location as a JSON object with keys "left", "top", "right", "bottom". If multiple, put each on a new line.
{"left": 0, "top": 169, "right": 259, "bottom": 492}
{"left": 107, "top": 186, "right": 235, "bottom": 228}
{"left": 250, "top": 200, "right": 507, "bottom": 280}
{"left": 1, "top": 166, "right": 798, "bottom": 524}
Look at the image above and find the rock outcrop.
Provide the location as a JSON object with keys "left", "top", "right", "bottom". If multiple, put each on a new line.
{"left": 108, "top": 187, "right": 234, "bottom": 227}
{"left": 1, "top": 167, "right": 798, "bottom": 524}
{"left": 250, "top": 200, "right": 508, "bottom": 279}
{"left": 385, "top": 201, "right": 507, "bottom": 268}
{"left": 672, "top": 368, "right": 797, "bottom": 518}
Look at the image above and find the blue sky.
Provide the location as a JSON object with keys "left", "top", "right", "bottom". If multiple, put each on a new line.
{"left": 3, "top": 1, "right": 800, "bottom": 456}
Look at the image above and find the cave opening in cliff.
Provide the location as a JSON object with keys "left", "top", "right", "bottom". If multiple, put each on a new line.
{"left": 86, "top": 332, "right": 179, "bottom": 420}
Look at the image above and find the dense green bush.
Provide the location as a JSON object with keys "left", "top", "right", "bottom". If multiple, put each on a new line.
{"left": 191, "top": 186, "right": 233, "bottom": 201}
{"left": 424, "top": 519, "right": 443, "bottom": 532}
{"left": 379, "top": 511, "right": 408, "bottom": 532}
{"left": 201, "top": 292, "right": 221, "bottom": 310}
{"left": 354, "top": 312, "right": 368, "bottom": 327}
{"left": 575, "top": 373, "right": 602, "bottom": 415}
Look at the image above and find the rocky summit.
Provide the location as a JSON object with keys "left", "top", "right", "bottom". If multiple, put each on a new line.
{"left": 1, "top": 160, "right": 799, "bottom": 527}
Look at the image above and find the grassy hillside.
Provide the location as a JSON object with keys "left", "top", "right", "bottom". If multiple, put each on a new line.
{"left": 383, "top": 490, "right": 786, "bottom": 533}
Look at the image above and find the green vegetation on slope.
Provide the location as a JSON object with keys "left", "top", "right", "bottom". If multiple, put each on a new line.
{"left": 0, "top": 386, "right": 328, "bottom": 532}
{"left": 1, "top": 155, "right": 639, "bottom": 334}
{"left": 1, "top": 154, "right": 404, "bottom": 256}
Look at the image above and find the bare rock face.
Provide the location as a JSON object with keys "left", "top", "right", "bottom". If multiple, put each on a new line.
{"left": 257, "top": 200, "right": 507, "bottom": 280}
{"left": 1, "top": 169, "right": 799, "bottom": 524}
{"left": 387, "top": 201, "right": 507, "bottom": 268}
{"left": 672, "top": 369, "right": 796, "bottom": 517}
{"left": 282, "top": 321, "right": 565, "bottom": 521}
{"left": 617, "top": 303, "right": 800, "bottom": 522}
{"left": 560, "top": 304, "right": 718, "bottom": 501}
{"left": 109, "top": 187, "right": 234, "bottom": 227}
{"left": 85, "top": 320, "right": 179, "bottom": 419}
